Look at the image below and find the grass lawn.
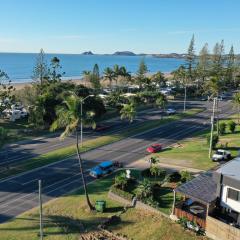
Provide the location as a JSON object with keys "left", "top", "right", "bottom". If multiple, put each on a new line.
{"left": 0, "top": 118, "right": 49, "bottom": 145}
{"left": 153, "top": 117, "right": 240, "bottom": 170}
{"left": 109, "top": 208, "right": 208, "bottom": 240}
{"left": 0, "top": 108, "right": 202, "bottom": 179}
{"left": 0, "top": 172, "right": 207, "bottom": 240}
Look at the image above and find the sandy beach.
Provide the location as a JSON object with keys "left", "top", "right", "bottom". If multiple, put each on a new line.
{"left": 13, "top": 73, "right": 172, "bottom": 90}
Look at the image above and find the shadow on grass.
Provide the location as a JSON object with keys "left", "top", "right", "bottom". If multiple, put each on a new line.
{"left": 104, "top": 206, "right": 125, "bottom": 213}
{"left": 0, "top": 214, "right": 109, "bottom": 235}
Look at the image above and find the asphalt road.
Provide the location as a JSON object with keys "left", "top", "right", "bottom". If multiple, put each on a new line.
{"left": 0, "top": 100, "right": 234, "bottom": 223}
{"left": 0, "top": 100, "right": 201, "bottom": 170}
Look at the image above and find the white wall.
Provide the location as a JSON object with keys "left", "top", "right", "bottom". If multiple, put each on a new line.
{"left": 221, "top": 185, "right": 240, "bottom": 213}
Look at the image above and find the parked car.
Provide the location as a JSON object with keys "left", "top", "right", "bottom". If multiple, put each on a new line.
{"left": 201, "top": 96, "right": 208, "bottom": 101}
{"left": 166, "top": 108, "right": 176, "bottom": 115}
{"left": 89, "top": 161, "right": 114, "bottom": 178}
{"left": 212, "top": 149, "right": 231, "bottom": 161}
{"left": 95, "top": 125, "right": 111, "bottom": 131}
{"left": 146, "top": 143, "right": 162, "bottom": 153}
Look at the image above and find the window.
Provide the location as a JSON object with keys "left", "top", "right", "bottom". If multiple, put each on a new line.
{"left": 227, "top": 188, "right": 240, "bottom": 201}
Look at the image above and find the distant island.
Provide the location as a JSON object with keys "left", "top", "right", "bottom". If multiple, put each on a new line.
{"left": 81, "top": 50, "right": 187, "bottom": 58}
{"left": 82, "top": 51, "right": 94, "bottom": 55}
{"left": 113, "top": 51, "right": 136, "bottom": 56}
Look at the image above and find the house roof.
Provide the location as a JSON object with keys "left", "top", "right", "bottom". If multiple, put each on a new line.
{"left": 216, "top": 157, "right": 240, "bottom": 182}
{"left": 175, "top": 171, "right": 217, "bottom": 205}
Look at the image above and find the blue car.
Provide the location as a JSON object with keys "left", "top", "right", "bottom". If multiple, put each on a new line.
{"left": 89, "top": 161, "right": 114, "bottom": 178}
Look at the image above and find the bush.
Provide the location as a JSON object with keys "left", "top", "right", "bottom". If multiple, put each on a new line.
{"left": 114, "top": 172, "right": 128, "bottom": 190}
{"left": 219, "top": 122, "right": 226, "bottom": 135}
{"left": 207, "top": 134, "right": 219, "bottom": 148}
{"left": 180, "top": 170, "right": 193, "bottom": 183}
{"left": 110, "top": 186, "right": 134, "bottom": 201}
{"left": 0, "top": 127, "right": 7, "bottom": 143}
{"left": 165, "top": 172, "right": 181, "bottom": 183}
{"left": 135, "top": 179, "right": 153, "bottom": 200}
{"left": 142, "top": 196, "right": 159, "bottom": 208}
{"left": 150, "top": 166, "right": 166, "bottom": 179}
{"left": 228, "top": 121, "right": 236, "bottom": 133}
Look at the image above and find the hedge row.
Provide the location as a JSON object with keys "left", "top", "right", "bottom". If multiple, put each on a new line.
{"left": 110, "top": 186, "right": 134, "bottom": 201}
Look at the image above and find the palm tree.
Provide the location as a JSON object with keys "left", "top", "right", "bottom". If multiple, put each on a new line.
{"left": 233, "top": 92, "right": 240, "bottom": 124}
{"left": 120, "top": 103, "right": 136, "bottom": 123}
{"left": 103, "top": 67, "right": 115, "bottom": 89}
{"left": 150, "top": 165, "right": 162, "bottom": 180}
{"left": 82, "top": 70, "right": 91, "bottom": 86}
{"left": 114, "top": 172, "right": 128, "bottom": 190}
{"left": 50, "top": 93, "right": 94, "bottom": 210}
{"left": 119, "top": 66, "right": 131, "bottom": 85}
{"left": 135, "top": 179, "right": 153, "bottom": 200}
{"left": 204, "top": 76, "right": 222, "bottom": 99}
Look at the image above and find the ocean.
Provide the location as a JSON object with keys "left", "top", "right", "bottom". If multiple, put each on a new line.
{"left": 0, "top": 53, "right": 185, "bottom": 83}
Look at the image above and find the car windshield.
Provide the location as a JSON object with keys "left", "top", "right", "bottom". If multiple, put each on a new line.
{"left": 216, "top": 151, "right": 223, "bottom": 155}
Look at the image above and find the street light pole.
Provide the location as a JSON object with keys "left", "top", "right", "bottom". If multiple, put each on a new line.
{"left": 38, "top": 180, "right": 43, "bottom": 240}
{"left": 183, "top": 85, "right": 187, "bottom": 112}
{"left": 209, "top": 98, "right": 217, "bottom": 159}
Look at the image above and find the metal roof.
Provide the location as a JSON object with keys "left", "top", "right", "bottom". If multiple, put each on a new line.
{"left": 175, "top": 171, "right": 217, "bottom": 205}
{"left": 216, "top": 157, "right": 240, "bottom": 182}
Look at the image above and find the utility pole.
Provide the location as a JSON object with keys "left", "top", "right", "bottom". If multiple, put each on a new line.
{"left": 39, "top": 180, "right": 43, "bottom": 240}
{"left": 183, "top": 85, "right": 187, "bottom": 112}
{"left": 216, "top": 98, "right": 219, "bottom": 135}
{"left": 209, "top": 98, "right": 217, "bottom": 158}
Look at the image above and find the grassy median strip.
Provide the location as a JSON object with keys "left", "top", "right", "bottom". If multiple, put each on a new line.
{"left": 0, "top": 172, "right": 207, "bottom": 240}
{"left": 153, "top": 116, "right": 240, "bottom": 170}
{"left": 0, "top": 108, "right": 203, "bottom": 180}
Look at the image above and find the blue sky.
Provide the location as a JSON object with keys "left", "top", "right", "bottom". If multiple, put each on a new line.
{"left": 1, "top": 0, "right": 240, "bottom": 54}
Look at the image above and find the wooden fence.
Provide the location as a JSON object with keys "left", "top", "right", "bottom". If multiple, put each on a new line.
{"left": 174, "top": 207, "right": 206, "bottom": 229}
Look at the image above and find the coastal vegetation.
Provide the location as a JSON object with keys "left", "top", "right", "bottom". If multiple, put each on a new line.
{"left": 1, "top": 36, "right": 240, "bottom": 148}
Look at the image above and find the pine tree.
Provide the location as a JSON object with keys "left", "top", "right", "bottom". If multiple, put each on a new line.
{"left": 186, "top": 35, "right": 196, "bottom": 83}
{"left": 211, "top": 40, "right": 225, "bottom": 80}
{"left": 32, "top": 49, "right": 48, "bottom": 86}
{"left": 135, "top": 59, "right": 149, "bottom": 89}
{"left": 225, "top": 45, "right": 235, "bottom": 87}
{"left": 196, "top": 43, "right": 209, "bottom": 93}
{"left": 90, "top": 64, "right": 101, "bottom": 90}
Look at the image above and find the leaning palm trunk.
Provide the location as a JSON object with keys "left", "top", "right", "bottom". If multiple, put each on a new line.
{"left": 76, "top": 130, "right": 94, "bottom": 210}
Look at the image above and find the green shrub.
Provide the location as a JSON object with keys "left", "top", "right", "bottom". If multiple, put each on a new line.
{"left": 134, "top": 179, "right": 153, "bottom": 200}
{"left": 150, "top": 166, "right": 166, "bottom": 179}
{"left": 207, "top": 134, "right": 219, "bottom": 148}
{"left": 228, "top": 121, "right": 236, "bottom": 133}
{"left": 114, "top": 172, "right": 128, "bottom": 190}
{"left": 142, "top": 196, "right": 159, "bottom": 208}
{"left": 180, "top": 170, "right": 193, "bottom": 183}
{"left": 110, "top": 186, "right": 134, "bottom": 201}
{"left": 0, "top": 127, "right": 7, "bottom": 144}
{"left": 165, "top": 172, "right": 181, "bottom": 183}
{"left": 219, "top": 122, "right": 226, "bottom": 135}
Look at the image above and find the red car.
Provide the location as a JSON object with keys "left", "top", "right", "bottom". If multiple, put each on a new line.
{"left": 95, "top": 125, "right": 111, "bottom": 131}
{"left": 146, "top": 144, "right": 162, "bottom": 153}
